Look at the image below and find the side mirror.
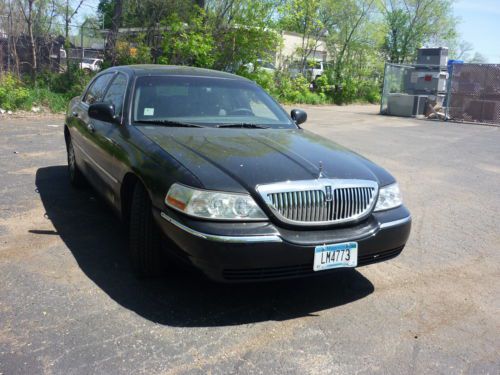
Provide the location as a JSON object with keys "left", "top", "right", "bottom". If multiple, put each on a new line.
{"left": 291, "top": 109, "right": 307, "bottom": 125}
{"left": 88, "top": 103, "right": 118, "bottom": 123}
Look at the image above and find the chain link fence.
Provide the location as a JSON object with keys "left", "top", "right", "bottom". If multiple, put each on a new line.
{"left": 381, "top": 61, "right": 500, "bottom": 126}
{"left": 0, "top": 18, "right": 106, "bottom": 75}
{"left": 380, "top": 63, "right": 445, "bottom": 118}
{"left": 380, "top": 63, "right": 416, "bottom": 115}
{"left": 446, "top": 64, "right": 500, "bottom": 126}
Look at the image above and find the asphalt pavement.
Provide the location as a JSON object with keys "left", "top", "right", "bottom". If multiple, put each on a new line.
{"left": 0, "top": 106, "right": 499, "bottom": 374}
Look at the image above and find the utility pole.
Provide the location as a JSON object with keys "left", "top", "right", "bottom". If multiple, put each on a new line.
{"left": 104, "top": 0, "right": 123, "bottom": 66}
{"left": 65, "top": 0, "right": 70, "bottom": 74}
{"left": 80, "top": 18, "right": 90, "bottom": 63}
{"left": 7, "top": 0, "right": 12, "bottom": 71}
{"left": 64, "top": 0, "right": 85, "bottom": 74}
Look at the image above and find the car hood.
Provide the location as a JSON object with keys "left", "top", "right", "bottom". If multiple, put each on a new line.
{"left": 139, "top": 127, "right": 395, "bottom": 193}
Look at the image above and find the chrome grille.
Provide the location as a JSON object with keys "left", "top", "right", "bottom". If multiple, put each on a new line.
{"left": 257, "top": 179, "right": 378, "bottom": 226}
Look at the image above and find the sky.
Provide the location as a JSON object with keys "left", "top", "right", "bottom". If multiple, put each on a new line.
{"left": 454, "top": 0, "right": 500, "bottom": 63}
{"left": 77, "top": 0, "right": 500, "bottom": 63}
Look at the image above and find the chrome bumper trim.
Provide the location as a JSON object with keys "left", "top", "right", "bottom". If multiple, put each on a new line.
{"left": 160, "top": 212, "right": 283, "bottom": 243}
{"left": 379, "top": 216, "right": 412, "bottom": 229}
{"left": 161, "top": 212, "right": 410, "bottom": 244}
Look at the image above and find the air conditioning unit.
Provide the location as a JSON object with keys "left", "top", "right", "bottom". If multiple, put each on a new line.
{"left": 416, "top": 47, "right": 448, "bottom": 67}
{"left": 408, "top": 71, "right": 448, "bottom": 93}
{"left": 386, "top": 94, "right": 428, "bottom": 117}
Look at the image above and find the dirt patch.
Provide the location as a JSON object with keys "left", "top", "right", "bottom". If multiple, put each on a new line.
{"left": 0, "top": 112, "right": 65, "bottom": 120}
{"left": 0, "top": 203, "right": 59, "bottom": 260}
{"left": 8, "top": 166, "right": 40, "bottom": 175}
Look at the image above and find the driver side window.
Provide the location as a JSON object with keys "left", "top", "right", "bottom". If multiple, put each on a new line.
{"left": 102, "top": 73, "right": 128, "bottom": 117}
{"left": 83, "top": 74, "right": 113, "bottom": 105}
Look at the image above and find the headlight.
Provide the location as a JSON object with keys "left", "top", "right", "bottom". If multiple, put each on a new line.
{"left": 374, "top": 183, "right": 402, "bottom": 211}
{"left": 165, "top": 183, "right": 267, "bottom": 220}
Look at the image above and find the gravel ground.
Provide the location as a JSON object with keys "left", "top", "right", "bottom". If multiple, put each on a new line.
{"left": 0, "top": 106, "right": 499, "bottom": 374}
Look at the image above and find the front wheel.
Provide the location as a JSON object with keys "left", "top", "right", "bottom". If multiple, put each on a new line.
{"left": 67, "top": 137, "right": 86, "bottom": 188}
{"left": 128, "top": 183, "right": 165, "bottom": 277}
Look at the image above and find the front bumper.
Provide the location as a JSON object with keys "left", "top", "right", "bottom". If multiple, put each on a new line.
{"left": 153, "top": 205, "right": 411, "bottom": 282}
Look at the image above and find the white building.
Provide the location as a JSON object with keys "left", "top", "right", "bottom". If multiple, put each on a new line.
{"left": 276, "top": 30, "right": 329, "bottom": 68}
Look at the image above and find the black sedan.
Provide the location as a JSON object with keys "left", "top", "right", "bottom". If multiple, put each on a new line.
{"left": 64, "top": 65, "right": 411, "bottom": 282}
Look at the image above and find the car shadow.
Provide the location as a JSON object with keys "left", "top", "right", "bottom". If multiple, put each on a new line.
{"left": 34, "top": 166, "right": 374, "bottom": 327}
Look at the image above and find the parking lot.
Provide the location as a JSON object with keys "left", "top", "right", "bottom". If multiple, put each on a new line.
{"left": 1, "top": 105, "right": 499, "bottom": 374}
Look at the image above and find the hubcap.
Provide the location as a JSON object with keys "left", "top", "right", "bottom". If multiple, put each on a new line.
{"left": 68, "top": 143, "right": 75, "bottom": 179}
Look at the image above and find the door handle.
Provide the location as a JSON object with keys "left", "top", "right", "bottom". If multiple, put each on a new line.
{"left": 87, "top": 123, "right": 95, "bottom": 133}
{"left": 104, "top": 136, "right": 117, "bottom": 146}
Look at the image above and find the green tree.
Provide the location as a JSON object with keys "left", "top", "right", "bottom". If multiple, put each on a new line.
{"left": 97, "top": 0, "right": 114, "bottom": 29}
{"left": 280, "top": 0, "right": 333, "bottom": 72}
{"left": 17, "top": 0, "right": 68, "bottom": 79}
{"left": 206, "top": 0, "right": 281, "bottom": 72}
{"left": 160, "top": 9, "right": 215, "bottom": 67}
{"left": 106, "top": 0, "right": 123, "bottom": 65}
{"left": 379, "top": 0, "right": 458, "bottom": 64}
{"left": 325, "top": 0, "right": 377, "bottom": 80}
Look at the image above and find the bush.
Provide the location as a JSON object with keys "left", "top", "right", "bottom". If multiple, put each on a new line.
{"left": 238, "top": 69, "right": 276, "bottom": 94}
{"left": 0, "top": 74, "right": 30, "bottom": 110}
{"left": 24, "top": 87, "right": 69, "bottom": 112}
{"left": 332, "top": 77, "right": 381, "bottom": 105}
{"left": 0, "top": 70, "right": 85, "bottom": 113}
{"left": 314, "top": 74, "right": 335, "bottom": 97}
{"left": 160, "top": 10, "right": 215, "bottom": 68}
{"left": 359, "top": 80, "right": 381, "bottom": 104}
{"left": 1, "top": 61, "right": 380, "bottom": 113}
{"left": 38, "top": 67, "right": 92, "bottom": 99}
{"left": 274, "top": 72, "right": 327, "bottom": 105}
{"left": 238, "top": 70, "right": 328, "bottom": 105}
{"left": 116, "top": 38, "right": 153, "bottom": 66}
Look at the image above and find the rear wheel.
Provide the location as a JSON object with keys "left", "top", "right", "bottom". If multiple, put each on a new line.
{"left": 129, "top": 182, "right": 165, "bottom": 277}
{"left": 67, "top": 137, "right": 86, "bottom": 188}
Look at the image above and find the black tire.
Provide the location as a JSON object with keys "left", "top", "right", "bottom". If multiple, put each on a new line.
{"left": 67, "top": 137, "right": 86, "bottom": 188}
{"left": 129, "top": 182, "right": 165, "bottom": 277}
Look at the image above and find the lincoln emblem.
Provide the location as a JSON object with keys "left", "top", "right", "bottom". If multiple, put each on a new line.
{"left": 325, "top": 185, "right": 333, "bottom": 202}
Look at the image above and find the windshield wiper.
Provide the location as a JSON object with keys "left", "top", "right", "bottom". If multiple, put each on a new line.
{"left": 134, "top": 120, "right": 205, "bottom": 128}
{"left": 216, "top": 123, "right": 269, "bottom": 129}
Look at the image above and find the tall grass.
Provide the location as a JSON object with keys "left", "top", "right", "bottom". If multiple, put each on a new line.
{"left": 0, "top": 70, "right": 89, "bottom": 113}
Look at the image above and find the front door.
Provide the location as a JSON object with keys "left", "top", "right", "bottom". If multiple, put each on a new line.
{"left": 75, "top": 73, "right": 115, "bottom": 196}
{"left": 86, "top": 72, "right": 129, "bottom": 204}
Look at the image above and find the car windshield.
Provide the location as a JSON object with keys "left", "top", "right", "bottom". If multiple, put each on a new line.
{"left": 132, "top": 75, "right": 295, "bottom": 129}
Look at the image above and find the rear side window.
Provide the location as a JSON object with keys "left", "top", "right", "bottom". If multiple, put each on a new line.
{"left": 102, "top": 73, "right": 128, "bottom": 117}
{"left": 83, "top": 74, "right": 113, "bottom": 105}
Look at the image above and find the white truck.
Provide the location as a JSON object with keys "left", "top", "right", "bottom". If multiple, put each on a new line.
{"left": 79, "top": 58, "right": 103, "bottom": 73}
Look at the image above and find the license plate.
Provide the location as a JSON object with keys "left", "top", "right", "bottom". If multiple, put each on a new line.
{"left": 313, "top": 242, "right": 358, "bottom": 271}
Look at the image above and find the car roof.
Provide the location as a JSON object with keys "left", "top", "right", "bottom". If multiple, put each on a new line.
{"left": 106, "top": 64, "right": 252, "bottom": 82}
